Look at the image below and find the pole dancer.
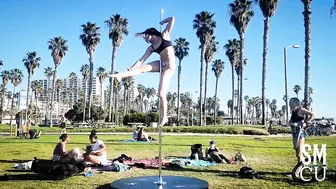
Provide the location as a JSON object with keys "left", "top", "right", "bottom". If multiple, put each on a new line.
{"left": 108, "top": 14, "right": 175, "bottom": 128}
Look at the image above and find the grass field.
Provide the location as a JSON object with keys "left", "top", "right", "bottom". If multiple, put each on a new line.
{"left": 0, "top": 134, "right": 335, "bottom": 189}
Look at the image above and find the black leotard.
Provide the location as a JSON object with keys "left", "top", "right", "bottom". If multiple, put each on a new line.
{"left": 290, "top": 110, "right": 304, "bottom": 123}
{"left": 207, "top": 148, "right": 219, "bottom": 155}
{"left": 152, "top": 36, "right": 172, "bottom": 54}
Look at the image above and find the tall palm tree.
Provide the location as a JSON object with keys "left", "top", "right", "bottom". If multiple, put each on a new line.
{"left": 255, "top": 0, "right": 279, "bottom": 126}
{"left": 96, "top": 67, "right": 107, "bottom": 109}
{"left": 9, "top": 69, "right": 24, "bottom": 132}
{"left": 203, "top": 36, "right": 219, "bottom": 125}
{"left": 234, "top": 57, "right": 247, "bottom": 123}
{"left": 212, "top": 59, "right": 224, "bottom": 124}
{"left": 44, "top": 67, "right": 53, "bottom": 125}
{"left": 174, "top": 37, "right": 190, "bottom": 125}
{"left": 80, "top": 22, "right": 101, "bottom": 119}
{"left": 48, "top": 37, "right": 68, "bottom": 126}
{"left": 55, "top": 79, "right": 63, "bottom": 118}
{"left": 80, "top": 64, "right": 90, "bottom": 122}
{"left": 192, "top": 11, "right": 216, "bottom": 126}
{"left": 105, "top": 14, "right": 129, "bottom": 122}
{"left": 301, "top": 0, "right": 312, "bottom": 110}
{"left": 331, "top": 1, "right": 336, "bottom": 15}
{"left": 224, "top": 39, "right": 240, "bottom": 124}
{"left": 68, "top": 72, "right": 77, "bottom": 107}
{"left": 0, "top": 70, "right": 11, "bottom": 122}
{"left": 31, "top": 80, "right": 43, "bottom": 122}
{"left": 293, "top": 85, "right": 302, "bottom": 97}
{"left": 229, "top": 0, "right": 254, "bottom": 124}
{"left": 23, "top": 51, "right": 41, "bottom": 123}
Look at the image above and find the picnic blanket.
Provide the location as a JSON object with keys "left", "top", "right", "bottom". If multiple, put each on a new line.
{"left": 168, "top": 158, "right": 218, "bottom": 167}
{"left": 121, "top": 139, "right": 150, "bottom": 143}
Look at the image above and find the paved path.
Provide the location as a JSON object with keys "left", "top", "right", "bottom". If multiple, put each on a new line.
{"left": 0, "top": 132, "right": 295, "bottom": 137}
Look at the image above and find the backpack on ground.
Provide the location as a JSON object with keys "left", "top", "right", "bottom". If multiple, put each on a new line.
{"left": 238, "top": 165, "right": 257, "bottom": 179}
{"left": 31, "top": 158, "right": 85, "bottom": 180}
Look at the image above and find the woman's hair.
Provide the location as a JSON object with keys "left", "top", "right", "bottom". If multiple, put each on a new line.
{"left": 137, "top": 128, "right": 143, "bottom": 141}
{"left": 289, "top": 97, "right": 301, "bottom": 109}
{"left": 139, "top": 28, "right": 161, "bottom": 37}
{"left": 89, "top": 130, "right": 98, "bottom": 139}
{"left": 59, "top": 133, "right": 68, "bottom": 141}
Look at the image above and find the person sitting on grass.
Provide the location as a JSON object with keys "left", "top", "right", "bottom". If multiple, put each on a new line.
{"left": 137, "top": 127, "right": 150, "bottom": 142}
{"left": 133, "top": 127, "right": 140, "bottom": 140}
{"left": 53, "top": 133, "right": 70, "bottom": 161}
{"left": 84, "top": 130, "right": 107, "bottom": 164}
{"left": 205, "top": 140, "right": 230, "bottom": 164}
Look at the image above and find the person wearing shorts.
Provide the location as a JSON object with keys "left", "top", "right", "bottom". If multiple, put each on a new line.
{"left": 289, "top": 97, "right": 315, "bottom": 163}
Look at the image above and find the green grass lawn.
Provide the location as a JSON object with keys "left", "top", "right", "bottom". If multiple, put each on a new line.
{"left": 0, "top": 134, "right": 335, "bottom": 189}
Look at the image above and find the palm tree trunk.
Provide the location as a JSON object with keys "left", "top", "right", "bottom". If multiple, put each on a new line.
{"left": 236, "top": 76, "right": 239, "bottom": 124}
{"left": 303, "top": 1, "right": 311, "bottom": 110}
{"left": 9, "top": 87, "right": 16, "bottom": 136}
{"left": 35, "top": 92, "right": 38, "bottom": 124}
{"left": 231, "top": 65, "right": 235, "bottom": 125}
{"left": 49, "top": 70, "right": 57, "bottom": 127}
{"left": 115, "top": 91, "right": 119, "bottom": 126}
{"left": 0, "top": 90, "right": 5, "bottom": 123}
{"left": 214, "top": 78, "right": 218, "bottom": 125}
{"left": 239, "top": 33, "right": 245, "bottom": 125}
{"left": 45, "top": 77, "right": 51, "bottom": 126}
{"left": 204, "top": 60, "right": 209, "bottom": 126}
{"left": 83, "top": 83, "right": 87, "bottom": 122}
{"left": 108, "top": 46, "right": 117, "bottom": 122}
{"left": 123, "top": 87, "right": 127, "bottom": 116}
{"left": 177, "top": 59, "right": 182, "bottom": 126}
{"left": 88, "top": 53, "right": 94, "bottom": 119}
{"left": 57, "top": 92, "right": 60, "bottom": 119}
{"left": 100, "top": 81, "right": 104, "bottom": 109}
{"left": 199, "top": 45, "right": 206, "bottom": 126}
{"left": 261, "top": 17, "right": 270, "bottom": 126}
{"left": 25, "top": 72, "right": 32, "bottom": 125}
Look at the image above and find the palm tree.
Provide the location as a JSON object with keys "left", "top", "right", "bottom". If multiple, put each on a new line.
{"left": 224, "top": 39, "right": 240, "bottom": 124}
{"left": 255, "top": 0, "right": 279, "bottom": 126}
{"left": 96, "top": 67, "right": 107, "bottom": 109}
{"left": 44, "top": 67, "right": 53, "bottom": 125}
{"left": 293, "top": 85, "right": 302, "bottom": 97}
{"left": 80, "top": 22, "right": 101, "bottom": 119}
{"left": 55, "top": 79, "right": 63, "bottom": 118}
{"left": 9, "top": 69, "right": 24, "bottom": 133}
{"left": 192, "top": 11, "right": 216, "bottom": 126}
{"left": 68, "top": 72, "right": 77, "bottom": 107}
{"left": 331, "top": 1, "right": 336, "bottom": 15}
{"left": 48, "top": 37, "right": 68, "bottom": 126}
{"left": 301, "top": 0, "right": 312, "bottom": 110}
{"left": 203, "top": 36, "right": 219, "bottom": 125}
{"left": 23, "top": 51, "right": 41, "bottom": 123}
{"left": 105, "top": 14, "right": 129, "bottom": 122}
{"left": 265, "top": 98, "right": 270, "bottom": 121}
{"left": 0, "top": 70, "right": 11, "bottom": 122}
{"left": 212, "top": 59, "right": 224, "bottom": 124}
{"left": 31, "top": 80, "right": 43, "bottom": 122}
{"left": 229, "top": 0, "right": 254, "bottom": 124}
{"left": 234, "top": 57, "right": 247, "bottom": 123}
{"left": 80, "top": 64, "right": 90, "bottom": 122}
{"left": 174, "top": 37, "right": 190, "bottom": 125}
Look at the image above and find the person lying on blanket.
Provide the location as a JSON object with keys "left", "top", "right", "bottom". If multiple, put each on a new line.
{"left": 53, "top": 134, "right": 71, "bottom": 161}
{"left": 205, "top": 140, "right": 230, "bottom": 164}
{"left": 84, "top": 130, "right": 107, "bottom": 164}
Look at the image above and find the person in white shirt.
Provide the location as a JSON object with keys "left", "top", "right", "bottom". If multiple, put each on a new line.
{"left": 85, "top": 130, "right": 107, "bottom": 164}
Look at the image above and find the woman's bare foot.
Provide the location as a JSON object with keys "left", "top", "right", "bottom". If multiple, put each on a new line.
{"left": 159, "top": 117, "right": 168, "bottom": 126}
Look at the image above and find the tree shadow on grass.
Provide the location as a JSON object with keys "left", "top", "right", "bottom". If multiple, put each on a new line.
{"left": 0, "top": 174, "right": 49, "bottom": 181}
{"left": 96, "top": 184, "right": 111, "bottom": 189}
{"left": 0, "top": 159, "right": 32, "bottom": 163}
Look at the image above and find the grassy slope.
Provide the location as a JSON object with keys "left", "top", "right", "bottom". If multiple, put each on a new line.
{"left": 0, "top": 134, "right": 335, "bottom": 189}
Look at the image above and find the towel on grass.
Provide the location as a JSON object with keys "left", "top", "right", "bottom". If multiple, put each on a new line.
{"left": 168, "top": 158, "right": 218, "bottom": 167}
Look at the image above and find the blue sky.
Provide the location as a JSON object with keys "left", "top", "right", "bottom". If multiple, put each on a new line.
{"left": 0, "top": 0, "right": 335, "bottom": 118}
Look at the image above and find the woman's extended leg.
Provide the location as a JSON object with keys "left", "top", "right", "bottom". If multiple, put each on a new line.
{"left": 108, "top": 60, "right": 160, "bottom": 81}
{"left": 296, "top": 137, "right": 305, "bottom": 163}
{"left": 158, "top": 68, "right": 175, "bottom": 126}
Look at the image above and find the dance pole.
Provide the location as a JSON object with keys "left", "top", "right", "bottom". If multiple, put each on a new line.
{"left": 155, "top": 8, "right": 165, "bottom": 186}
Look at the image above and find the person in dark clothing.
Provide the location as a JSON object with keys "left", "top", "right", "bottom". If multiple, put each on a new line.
{"left": 289, "top": 97, "right": 315, "bottom": 163}
{"left": 205, "top": 140, "right": 230, "bottom": 163}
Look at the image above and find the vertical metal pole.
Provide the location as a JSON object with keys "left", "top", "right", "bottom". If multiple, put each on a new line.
{"left": 191, "top": 93, "right": 193, "bottom": 126}
{"left": 157, "top": 8, "right": 164, "bottom": 185}
{"left": 284, "top": 47, "right": 289, "bottom": 126}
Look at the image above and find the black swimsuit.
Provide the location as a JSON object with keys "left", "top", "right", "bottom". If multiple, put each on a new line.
{"left": 152, "top": 36, "right": 173, "bottom": 54}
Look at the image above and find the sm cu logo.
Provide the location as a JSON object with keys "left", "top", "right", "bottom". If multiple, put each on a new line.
{"left": 300, "top": 144, "right": 327, "bottom": 182}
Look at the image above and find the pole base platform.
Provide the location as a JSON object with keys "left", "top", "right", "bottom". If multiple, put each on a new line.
{"left": 110, "top": 175, "right": 209, "bottom": 189}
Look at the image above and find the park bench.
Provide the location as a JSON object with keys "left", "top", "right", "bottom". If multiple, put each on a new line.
{"left": 127, "top": 122, "right": 146, "bottom": 128}
{"left": 73, "top": 122, "right": 91, "bottom": 129}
